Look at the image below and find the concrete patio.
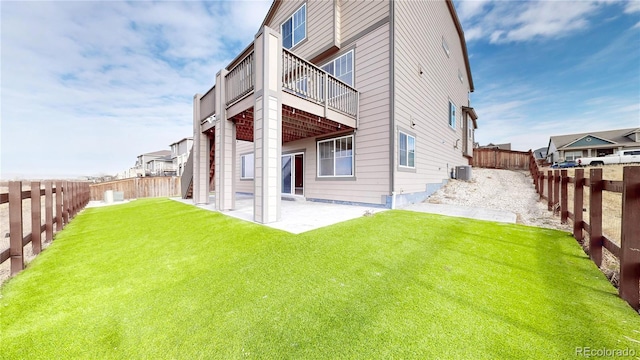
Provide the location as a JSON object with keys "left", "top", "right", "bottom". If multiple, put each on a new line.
{"left": 172, "top": 194, "right": 517, "bottom": 234}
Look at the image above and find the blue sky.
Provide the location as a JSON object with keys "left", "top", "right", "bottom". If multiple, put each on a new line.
{"left": 1, "top": 0, "right": 639, "bottom": 179}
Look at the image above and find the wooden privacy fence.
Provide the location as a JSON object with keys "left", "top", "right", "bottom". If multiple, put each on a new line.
{"left": 473, "top": 148, "right": 531, "bottom": 170}
{"left": 528, "top": 152, "right": 640, "bottom": 311}
{"left": 1, "top": 181, "right": 90, "bottom": 276}
{"left": 89, "top": 177, "right": 181, "bottom": 201}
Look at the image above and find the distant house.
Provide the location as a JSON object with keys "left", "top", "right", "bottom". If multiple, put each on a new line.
{"left": 478, "top": 143, "right": 511, "bottom": 151}
{"left": 532, "top": 147, "right": 547, "bottom": 160}
{"left": 170, "top": 137, "right": 193, "bottom": 176}
{"left": 134, "top": 150, "right": 173, "bottom": 177}
{"left": 546, "top": 128, "right": 640, "bottom": 163}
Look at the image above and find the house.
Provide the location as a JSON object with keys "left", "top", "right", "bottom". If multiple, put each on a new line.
{"left": 134, "top": 150, "right": 172, "bottom": 177}
{"left": 170, "top": 137, "right": 193, "bottom": 176}
{"left": 546, "top": 128, "right": 640, "bottom": 163}
{"left": 189, "top": 0, "right": 478, "bottom": 224}
{"left": 479, "top": 143, "right": 511, "bottom": 151}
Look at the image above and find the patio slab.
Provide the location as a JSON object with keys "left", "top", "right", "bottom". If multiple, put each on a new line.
{"left": 172, "top": 194, "right": 517, "bottom": 234}
{"left": 172, "top": 195, "right": 387, "bottom": 234}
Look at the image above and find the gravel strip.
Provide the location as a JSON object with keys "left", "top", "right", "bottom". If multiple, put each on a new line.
{"left": 427, "top": 168, "right": 571, "bottom": 230}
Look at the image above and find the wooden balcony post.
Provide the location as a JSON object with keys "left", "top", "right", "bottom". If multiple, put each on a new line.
{"left": 9, "top": 181, "right": 24, "bottom": 275}
{"left": 573, "top": 169, "right": 584, "bottom": 242}
{"left": 589, "top": 168, "right": 603, "bottom": 267}
{"left": 619, "top": 166, "right": 640, "bottom": 311}
{"left": 560, "top": 170, "right": 568, "bottom": 223}
{"left": 31, "top": 181, "right": 42, "bottom": 254}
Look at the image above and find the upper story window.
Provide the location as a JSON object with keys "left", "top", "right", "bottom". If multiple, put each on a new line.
{"left": 321, "top": 50, "right": 354, "bottom": 86}
{"left": 282, "top": 4, "right": 306, "bottom": 49}
{"left": 449, "top": 101, "right": 456, "bottom": 129}
{"left": 318, "top": 135, "right": 354, "bottom": 177}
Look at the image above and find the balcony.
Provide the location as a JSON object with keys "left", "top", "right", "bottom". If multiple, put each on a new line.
{"left": 199, "top": 45, "right": 359, "bottom": 142}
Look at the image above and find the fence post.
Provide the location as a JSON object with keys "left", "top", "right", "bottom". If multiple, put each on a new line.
{"left": 589, "top": 168, "right": 603, "bottom": 267}
{"left": 547, "top": 170, "right": 553, "bottom": 211}
{"left": 573, "top": 169, "right": 584, "bottom": 242}
{"left": 9, "top": 181, "right": 24, "bottom": 275}
{"left": 539, "top": 172, "right": 544, "bottom": 199}
{"left": 553, "top": 170, "right": 560, "bottom": 214}
{"left": 31, "top": 181, "right": 42, "bottom": 254}
{"left": 63, "top": 181, "right": 70, "bottom": 225}
{"left": 56, "top": 181, "right": 63, "bottom": 232}
{"left": 619, "top": 166, "right": 640, "bottom": 311}
{"left": 561, "top": 170, "right": 568, "bottom": 223}
{"left": 45, "top": 181, "right": 53, "bottom": 242}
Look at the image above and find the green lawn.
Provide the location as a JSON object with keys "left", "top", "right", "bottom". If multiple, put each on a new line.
{"left": 1, "top": 198, "right": 639, "bottom": 359}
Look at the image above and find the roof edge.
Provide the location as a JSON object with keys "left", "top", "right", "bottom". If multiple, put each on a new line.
{"left": 446, "top": 0, "right": 474, "bottom": 93}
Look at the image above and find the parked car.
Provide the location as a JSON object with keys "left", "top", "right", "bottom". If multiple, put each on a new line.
{"left": 551, "top": 160, "right": 578, "bottom": 169}
{"left": 576, "top": 149, "right": 640, "bottom": 166}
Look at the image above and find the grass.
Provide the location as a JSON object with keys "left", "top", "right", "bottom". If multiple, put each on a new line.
{"left": 1, "top": 198, "right": 639, "bottom": 359}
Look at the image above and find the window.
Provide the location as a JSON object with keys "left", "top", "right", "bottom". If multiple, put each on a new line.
{"left": 321, "top": 50, "right": 354, "bottom": 86}
{"left": 318, "top": 135, "right": 354, "bottom": 177}
{"left": 241, "top": 153, "right": 254, "bottom": 179}
{"left": 458, "top": 69, "right": 464, "bottom": 83}
{"left": 449, "top": 101, "right": 456, "bottom": 129}
{"left": 281, "top": 4, "right": 306, "bottom": 49}
{"left": 399, "top": 132, "right": 415, "bottom": 168}
{"left": 564, "top": 151, "right": 582, "bottom": 161}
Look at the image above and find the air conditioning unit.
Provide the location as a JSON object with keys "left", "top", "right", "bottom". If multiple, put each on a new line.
{"left": 456, "top": 166, "right": 472, "bottom": 181}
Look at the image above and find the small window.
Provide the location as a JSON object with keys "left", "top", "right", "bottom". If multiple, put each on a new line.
{"left": 321, "top": 50, "right": 354, "bottom": 86}
{"left": 317, "top": 135, "right": 354, "bottom": 177}
{"left": 449, "top": 101, "right": 456, "bottom": 129}
{"left": 458, "top": 69, "right": 464, "bottom": 83}
{"left": 399, "top": 132, "right": 416, "bottom": 168}
{"left": 281, "top": 4, "right": 306, "bottom": 49}
{"left": 442, "top": 36, "right": 450, "bottom": 57}
{"left": 241, "top": 153, "right": 254, "bottom": 179}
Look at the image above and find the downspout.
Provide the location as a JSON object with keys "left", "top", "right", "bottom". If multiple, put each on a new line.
{"left": 389, "top": 0, "right": 396, "bottom": 209}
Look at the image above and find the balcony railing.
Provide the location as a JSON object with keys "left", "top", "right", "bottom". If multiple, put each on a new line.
{"left": 200, "top": 85, "right": 216, "bottom": 122}
{"left": 225, "top": 51, "right": 255, "bottom": 106}
{"left": 217, "top": 47, "right": 358, "bottom": 120}
{"left": 283, "top": 49, "right": 358, "bottom": 118}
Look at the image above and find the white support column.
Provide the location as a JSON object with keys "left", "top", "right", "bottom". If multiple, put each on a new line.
{"left": 215, "top": 70, "right": 236, "bottom": 211}
{"left": 253, "top": 26, "right": 282, "bottom": 224}
{"left": 192, "top": 94, "right": 210, "bottom": 204}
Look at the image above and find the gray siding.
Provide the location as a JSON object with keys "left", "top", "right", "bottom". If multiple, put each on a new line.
{"left": 265, "top": 0, "right": 334, "bottom": 60}
{"left": 393, "top": 0, "right": 471, "bottom": 193}
{"left": 235, "top": 140, "right": 255, "bottom": 193}
{"left": 340, "top": 0, "right": 388, "bottom": 44}
{"left": 279, "top": 22, "right": 391, "bottom": 205}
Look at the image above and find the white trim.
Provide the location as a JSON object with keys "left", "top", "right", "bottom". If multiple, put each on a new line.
{"left": 281, "top": 3, "right": 307, "bottom": 50}
{"left": 321, "top": 49, "right": 355, "bottom": 86}
{"left": 398, "top": 131, "right": 415, "bottom": 168}
{"left": 240, "top": 153, "right": 254, "bottom": 179}
{"left": 317, "top": 135, "right": 354, "bottom": 177}
{"left": 449, "top": 101, "right": 456, "bottom": 129}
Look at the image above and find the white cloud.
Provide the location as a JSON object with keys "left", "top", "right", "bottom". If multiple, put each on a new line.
{"left": 457, "top": 0, "right": 612, "bottom": 44}
{"left": 1, "top": 0, "right": 271, "bottom": 178}
{"left": 625, "top": 0, "right": 640, "bottom": 13}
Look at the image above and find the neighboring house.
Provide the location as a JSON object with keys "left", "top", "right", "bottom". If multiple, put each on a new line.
{"left": 532, "top": 147, "right": 547, "bottom": 160}
{"left": 546, "top": 128, "right": 640, "bottom": 163}
{"left": 191, "top": 0, "right": 478, "bottom": 223}
{"left": 134, "top": 150, "right": 173, "bottom": 177}
{"left": 479, "top": 143, "right": 511, "bottom": 151}
{"left": 170, "top": 137, "right": 193, "bottom": 176}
